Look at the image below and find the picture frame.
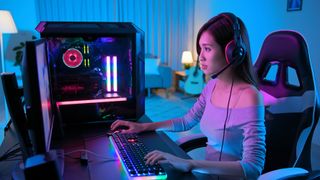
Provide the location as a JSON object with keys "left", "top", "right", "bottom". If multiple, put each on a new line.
{"left": 287, "top": 0, "right": 303, "bottom": 11}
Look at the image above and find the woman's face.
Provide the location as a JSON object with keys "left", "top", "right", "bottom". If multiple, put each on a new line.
{"left": 198, "top": 31, "right": 226, "bottom": 76}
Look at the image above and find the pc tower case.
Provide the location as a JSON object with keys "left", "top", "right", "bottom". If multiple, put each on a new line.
{"left": 36, "top": 22, "right": 145, "bottom": 125}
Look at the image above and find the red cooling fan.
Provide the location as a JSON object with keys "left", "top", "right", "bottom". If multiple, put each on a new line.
{"left": 62, "top": 48, "right": 83, "bottom": 68}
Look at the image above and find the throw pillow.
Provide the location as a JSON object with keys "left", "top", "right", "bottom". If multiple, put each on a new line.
{"left": 145, "top": 58, "right": 160, "bottom": 75}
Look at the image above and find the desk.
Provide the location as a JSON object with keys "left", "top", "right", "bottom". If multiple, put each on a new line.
{"left": 174, "top": 71, "right": 187, "bottom": 92}
{"left": 0, "top": 115, "right": 211, "bottom": 179}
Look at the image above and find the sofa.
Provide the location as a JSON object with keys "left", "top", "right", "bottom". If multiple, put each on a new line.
{"left": 145, "top": 57, "right": 172, "bottom": 97}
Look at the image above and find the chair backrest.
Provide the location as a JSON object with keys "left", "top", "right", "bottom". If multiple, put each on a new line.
{"left": 254, "top": 30, "right": 317, "bottom": 173}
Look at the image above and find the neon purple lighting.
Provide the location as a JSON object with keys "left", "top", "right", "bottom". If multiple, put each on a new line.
{"left": 101, "top": 37, "right": 115, "bottom": 43}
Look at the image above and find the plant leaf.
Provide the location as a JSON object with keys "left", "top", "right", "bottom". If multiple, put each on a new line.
{"left": 12, "top": 46, "right": 22, "bottom": 51}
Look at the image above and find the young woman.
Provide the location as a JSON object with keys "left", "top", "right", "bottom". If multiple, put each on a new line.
{"left": 111, "top": 12, "right": 266, "bottom": 179}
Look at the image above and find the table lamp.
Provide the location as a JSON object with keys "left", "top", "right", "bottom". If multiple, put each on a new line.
{"left": 181, "top": 51, "right": 193, "bottom": 70}
{"left": 0, "top": 10, "right": 18, "bottom": 72}
{"left": 0, "top": 10, "right": 17, "bottom": 124}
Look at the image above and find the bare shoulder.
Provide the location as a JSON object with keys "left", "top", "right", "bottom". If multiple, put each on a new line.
{"left": 236, "top": 84, "right": 263, "bottom": 108}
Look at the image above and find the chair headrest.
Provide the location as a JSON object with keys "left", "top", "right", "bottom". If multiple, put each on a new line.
{"left": 254, "top": 30, "right": 314, "bottom": 98}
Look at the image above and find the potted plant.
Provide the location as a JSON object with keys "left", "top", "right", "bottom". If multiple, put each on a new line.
{"left": 12, "top": 35, "right": 37, "bottom": 67}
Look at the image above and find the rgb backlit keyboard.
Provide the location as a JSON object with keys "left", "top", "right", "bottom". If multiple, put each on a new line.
{"left": 109, "top": 133, "right": 167, "bottom": 179}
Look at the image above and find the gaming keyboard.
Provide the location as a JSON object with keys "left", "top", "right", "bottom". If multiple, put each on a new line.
{"left": 109, "top": 133, "right": 167, "bottom": 179}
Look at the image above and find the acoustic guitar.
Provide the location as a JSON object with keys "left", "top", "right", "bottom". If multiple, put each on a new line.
{"left": 184, "top": 59, "right": 205, "bottom": 95}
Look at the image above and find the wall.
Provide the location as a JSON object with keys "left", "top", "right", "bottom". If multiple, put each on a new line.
{"left": 194, "top": 0, "right": 320, "bottom": 145}
{"left": 0, "top": 0, "right": 39, "bottom": 75}
{"left": 0, "top": 0, "right": 38, "bottom": 124}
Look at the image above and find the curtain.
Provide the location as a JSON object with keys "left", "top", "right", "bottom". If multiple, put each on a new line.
{"left": 36, "top": 0, "right": 195, "bottom": 70}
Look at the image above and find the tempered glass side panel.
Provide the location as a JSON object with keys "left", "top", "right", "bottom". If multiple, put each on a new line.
{"left": 47, "top": 37, "right": 133, "bottom": 101}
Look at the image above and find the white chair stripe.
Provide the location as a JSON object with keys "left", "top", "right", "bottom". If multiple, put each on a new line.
{"left": 261, "top": 90, "right": 315, "bottom": 114}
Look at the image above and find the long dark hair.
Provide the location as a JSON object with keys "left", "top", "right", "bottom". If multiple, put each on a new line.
{"left": 196, "top": 12, "right": 258, "bottom": 88}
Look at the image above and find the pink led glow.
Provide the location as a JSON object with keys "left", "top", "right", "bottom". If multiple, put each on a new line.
{"left": 113, "top": 56, "right": 118, "bottom": 92}
{"left": 61, "top": 85, "right": 85, "bottom": 92}
{"left": 62, "top": 48, "right": 83, "bottom": 68}
{"left": 56, "top": 97, "right": 127, "bottom": 106}
{"left": 106, "top": 56, "right": 111, "bottom": 92}
{"left": 260, "top": 90, "right": 278, "bottom": 106}
{"left": 105, "top": 93, "right": 119, "bottom": 98}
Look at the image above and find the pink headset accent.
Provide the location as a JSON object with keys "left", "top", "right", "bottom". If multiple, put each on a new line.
{"left": 224, "top": 40, "right": 234, "bottom": 64}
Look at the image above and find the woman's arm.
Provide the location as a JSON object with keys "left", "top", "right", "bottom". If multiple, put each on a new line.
{"left": 141, "top": 120, "right": 174, "bottom": 131}
{"left": 237, "top": 87, "right": 266, "bottom": 179}
{"left": 189, "top": 160, "right": 245, "bottom": 177}
{"left": 144, "top": 150, "right": 245, "bottom": 178}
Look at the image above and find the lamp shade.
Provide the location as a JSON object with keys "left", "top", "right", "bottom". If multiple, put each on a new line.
{"left": 0, "top": 10, "right": 17, "bottom": 33}
{"left": 181, "top": 51, "right": 193, "bottom": 64}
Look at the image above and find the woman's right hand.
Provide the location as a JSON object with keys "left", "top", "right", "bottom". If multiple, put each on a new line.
{"left": 110, "top": 120, "right": 146, "bottom": 134}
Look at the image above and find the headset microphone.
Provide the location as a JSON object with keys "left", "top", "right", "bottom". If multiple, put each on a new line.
{"left": 211, "top": 58, "right": 236, "bottom": 79}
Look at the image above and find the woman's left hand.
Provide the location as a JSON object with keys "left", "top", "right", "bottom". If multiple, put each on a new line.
{"left": 144, "top": 150, "right": 192, "bottom": 172}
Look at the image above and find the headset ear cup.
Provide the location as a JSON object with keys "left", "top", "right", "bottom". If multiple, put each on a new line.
{"left": 225, "top": 40, "right": 236, "bottom": 65}
{"left": 225, "top": 40, "right": 246, "bottom": 67}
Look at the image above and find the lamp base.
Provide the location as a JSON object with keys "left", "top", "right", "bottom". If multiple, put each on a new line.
{"left": 183, "top": 64, "right": 191, "bottom": 70}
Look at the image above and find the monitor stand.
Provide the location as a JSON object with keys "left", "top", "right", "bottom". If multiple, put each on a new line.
{"left": 11, "top": 149, "right": 64, "bottom": 180}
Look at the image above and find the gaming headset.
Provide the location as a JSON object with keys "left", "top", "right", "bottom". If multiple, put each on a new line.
{"left": 223, "top": 13, "right": 247, "bottom": 66}
{"left": 211, "top": 13, "right": 247, "bottom": 79}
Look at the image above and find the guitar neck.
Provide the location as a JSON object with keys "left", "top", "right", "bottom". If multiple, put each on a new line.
{"left": 193, "top": 58, "right": 200, "bottom": 76}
